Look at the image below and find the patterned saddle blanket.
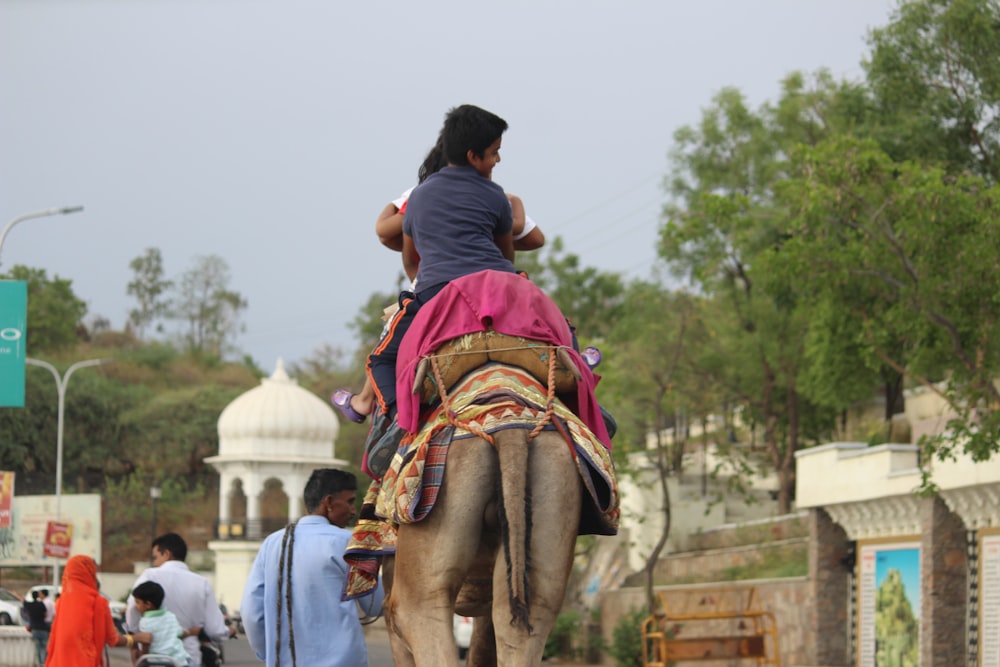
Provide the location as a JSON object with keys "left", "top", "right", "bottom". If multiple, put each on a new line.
{"left": 343, "top": 364, "right": 620, "bottom": 599}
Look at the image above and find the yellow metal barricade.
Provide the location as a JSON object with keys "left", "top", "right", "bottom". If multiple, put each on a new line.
{"left": 640, "top": 586, "right": 780, "bottom": 666}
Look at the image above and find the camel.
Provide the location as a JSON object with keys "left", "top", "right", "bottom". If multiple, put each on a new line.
{"left": 353, "top": 271, "right": 618, "bottom": 665}
{"left": 381, "top": 368, "right": 586, "bottom": 667}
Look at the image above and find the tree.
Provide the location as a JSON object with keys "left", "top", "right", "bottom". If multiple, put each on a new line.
{"left": 117, "top": 384, "right": 243, "bottom": 477}
{"left": 0, "top": 366, "right": 140, "bottom": 485}
{"left": 603, "top": 282, "right": 694, "bottom": 611}
{"left": 780, "top": 136, "right": 1000, "bottom": 468}
{"left": 864, "top": 0, "right": 1000, "bottom": 182}
{"left": 1, "top": 265, "right": 86, "bottom": 353}
{"left": 516, "top": 237, "right": 625, "bottom": 341}
{"left": 659, "top": 81, "right": 850, "bottom": 512}
{"left": 127, "top": 247, "right": 173, "bottom": 340}
{"left": 171, "top": 255, "right": 247, "bottom": 358}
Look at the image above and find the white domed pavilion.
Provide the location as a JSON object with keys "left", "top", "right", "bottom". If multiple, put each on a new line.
{"left": 206, "top": 359, "right": 348, "bottom": 608}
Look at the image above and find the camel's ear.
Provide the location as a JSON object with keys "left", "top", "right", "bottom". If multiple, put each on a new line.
{"left": 557, "top": 348, "right": 583, "bottom": 381}
{"left": 413, "top": 358, "right": 429, "bottom": 394}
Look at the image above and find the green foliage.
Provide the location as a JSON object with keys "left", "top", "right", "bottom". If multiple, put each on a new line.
{"left": 607, "top": 607, "right": 647, "bottom": 667}
{"left": 1, "top": 363, "right": 137, "bottom": 477}
{"left": 2, "top": 265, "right": 86, "bottom": 353}
{"left": 658, "top": 78, "right": 856, "bottom": 511}
{"left": 717, "top": 542, "right": 809, "bottom": 581}
{"left": 103, "top": 470, "right": 210, "bottom": 571}
{"left": 865, "top": 0, "right": 1000, "bottom": 181}
{"left": 544, "top": 609, "right": 582, "bottom": 660}
{"left": 349, "top": 289, "right": 399, "bottom": 358}
{"left": 172, "top": 254, "right": 247, "bottom": 358}
{"left": 118, "top": 384, "right": 246, "bottom": 476}
{"left": 780, "top": 136, "right": 1000, "bottom": 463}
{"left": 127, "top": 247, "right": 173, "bottom": 340}
{"left": 519, "top": 237, "right": 625, "bottom": 340}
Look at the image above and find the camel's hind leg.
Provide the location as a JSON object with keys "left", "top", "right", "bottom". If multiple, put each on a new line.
{"left": 491, "top": 430, "right": 581, "bottom": 667}
{"left": 388, "top": 438, "right": 497, "bottom": 667}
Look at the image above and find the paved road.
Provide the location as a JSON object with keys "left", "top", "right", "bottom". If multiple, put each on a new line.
{"left": 108, "top": 620, "right": 397, "bottom": 666}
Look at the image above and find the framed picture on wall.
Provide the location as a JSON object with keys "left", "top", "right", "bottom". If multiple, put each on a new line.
{"left": 856, "top": 538, "right": 921, "bottom": 667}
{"left": 980, "top": 530, "right": 1000, "bottom": 665}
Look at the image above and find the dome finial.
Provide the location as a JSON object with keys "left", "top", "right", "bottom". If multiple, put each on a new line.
{"left": 270, "top": 357, "right": 291, "bottom": 383}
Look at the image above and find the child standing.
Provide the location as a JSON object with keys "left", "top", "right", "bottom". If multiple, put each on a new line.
{"left": 131, "top": 581, "right": 199, "bottom": 666}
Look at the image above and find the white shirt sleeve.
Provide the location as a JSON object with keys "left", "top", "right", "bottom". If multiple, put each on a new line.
{"left": 390, "top": 186, "right": 415, "bottom": 210}
{"left": 513, "top": 214, "right": 537, "bottom": 241}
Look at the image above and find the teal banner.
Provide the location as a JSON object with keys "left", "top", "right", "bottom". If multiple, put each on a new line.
{"left": 0, "top": 281, "right": 28, "bottom": 407}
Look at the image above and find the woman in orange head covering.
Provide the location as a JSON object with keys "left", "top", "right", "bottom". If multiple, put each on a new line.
{"left": 44, "top": 555, "right": 151, "bottom": 667}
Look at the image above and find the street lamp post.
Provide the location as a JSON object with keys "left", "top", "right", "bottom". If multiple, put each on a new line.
{"left": 0, "top": 206, "right": 84, "bottom": 268}
{"left": 149, "top": 484, "right": 161, "bottom": 565}
{"left": 26, "top": 357, "right": 113, "bottom": 587}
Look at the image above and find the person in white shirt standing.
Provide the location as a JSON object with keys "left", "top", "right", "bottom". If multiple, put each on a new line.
{"left": 125, "top": 532, "right": 233, "bottom": 666}
{"left": 38, "top": 588, "right": 55, "bottom": 624}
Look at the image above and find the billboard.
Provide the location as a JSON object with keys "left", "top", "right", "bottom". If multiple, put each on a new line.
{"left": 43, "top": 521, "right": 73, "bottom": 558}
{"left": 0, "top": 471, "right": 13, "bottom": 528}
{"left": 0, "top": 494, "right": 101, "bottom": 565}
{"left": 980, "top": 531, "right": 1000, "bottom": 665}
{"left": 0, "top": 280, "right": 28, "bottom": 407}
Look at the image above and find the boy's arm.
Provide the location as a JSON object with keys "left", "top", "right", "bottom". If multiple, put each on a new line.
{"left": 494, "top": 232, "right": 515, "bottom": 263}
{"left": 508, "top": 195, "right": 526, "bottom": 237}
{"left": 514, "top": 218, "right": 545, "bottom": 251}
{"left": 508, "top": 195, "right": 545, "bottom": 251}
{"left": 401, "top": 233, "right": 420, "bottom": 282}
{"left": 375, "top": 203, "right": 404, "bottom": 252}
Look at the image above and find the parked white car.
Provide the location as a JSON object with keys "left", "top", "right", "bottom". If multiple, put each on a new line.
{"left": 28, "top": 584, "right": 126, "bottom": 630}
{"left": 0, "top": 587, "right": 23, "bottom": 625}
{"left": 453, "top": 614, "right": 473, "bottom": 659}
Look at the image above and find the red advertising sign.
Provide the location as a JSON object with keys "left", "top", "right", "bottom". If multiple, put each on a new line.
{"left": 0, "top": 471, "right": 13, "bottom": 529}
{"left": 43, "top": 521, "right": 73, "bottom": 558}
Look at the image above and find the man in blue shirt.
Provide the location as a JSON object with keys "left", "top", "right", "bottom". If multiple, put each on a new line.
{"left": 241, "top": 468, "right": 383, "bottom": 667}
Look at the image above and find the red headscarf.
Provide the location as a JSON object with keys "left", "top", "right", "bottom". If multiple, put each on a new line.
{"left": 44, "top": 555, "right": 121, "bottom": 667}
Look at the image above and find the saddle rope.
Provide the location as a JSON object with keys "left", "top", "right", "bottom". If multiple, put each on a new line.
{"left": 427, "top": 346, "right": 561, "bottom": 443}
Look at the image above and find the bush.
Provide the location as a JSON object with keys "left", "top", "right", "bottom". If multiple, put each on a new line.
{"left": 544, "top": 609, "right": 582, "bottom": 660}
{"left": 607, "top": 608, "right": 646, "bottom": 667}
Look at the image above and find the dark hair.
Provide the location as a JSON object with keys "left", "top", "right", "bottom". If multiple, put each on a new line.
{"left": 303, "top": 468, "right": 357, "bottom": 513}
{"left": 417, "top": 135, "right": 447, "bottom": 184}
{"left": 441, "top": 104, "right": 507, "bottom": 166}
{"left": 132, "top": 581, "right": 165, "bottom": 609}
{"left": 152, "top": 532, "right": 187, "bottom": 562}
{"left": 31, "top": 591, "right": 39, "bottom": 601}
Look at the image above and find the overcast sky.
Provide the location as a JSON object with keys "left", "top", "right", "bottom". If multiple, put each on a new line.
{"left": 1, "top": 0, "right": 897, "bottom": 371}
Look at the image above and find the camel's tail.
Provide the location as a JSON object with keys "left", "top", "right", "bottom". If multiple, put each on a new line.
{"left": 495, "top": 427, "right": 533, "bottom": 632}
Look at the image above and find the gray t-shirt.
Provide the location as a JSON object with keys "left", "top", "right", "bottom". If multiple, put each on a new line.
{"left": 403, "top": 166, "right": 515, "bottom": 292}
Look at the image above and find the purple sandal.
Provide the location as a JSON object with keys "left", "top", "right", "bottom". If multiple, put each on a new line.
{"left": 331, "top": 389, "right": 366, "bottom": 424}
{"left": 581, "top": 346, "right": 603, "bottom": 370}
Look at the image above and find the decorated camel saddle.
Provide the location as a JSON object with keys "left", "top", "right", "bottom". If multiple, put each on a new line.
{"left": 344, "top": 270, "right": 619, "bottom": 598}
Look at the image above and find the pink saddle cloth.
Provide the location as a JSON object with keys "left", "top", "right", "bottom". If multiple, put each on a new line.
{"left": 395, "top": 269, "right": 611, "bottom": 448}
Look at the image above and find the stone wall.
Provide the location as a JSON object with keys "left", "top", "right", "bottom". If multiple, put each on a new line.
{"left": 808, "top": 508, "right": 851, "bottom": 666}
{"left": 637, "top": 538, "right": 807, "bottom": 585}
{"left": 920, "top": 495, "right": 967, "bottom": 666}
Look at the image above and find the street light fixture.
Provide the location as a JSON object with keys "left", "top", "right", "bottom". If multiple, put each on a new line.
{"left": 0, "top": 206, "right": 84, "bottom": 268}
{"left": 150, "top": 484, "right": 162, "bottom": 565}
{"left": 26, "top": 356, "right": 113, "bottom": 587}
